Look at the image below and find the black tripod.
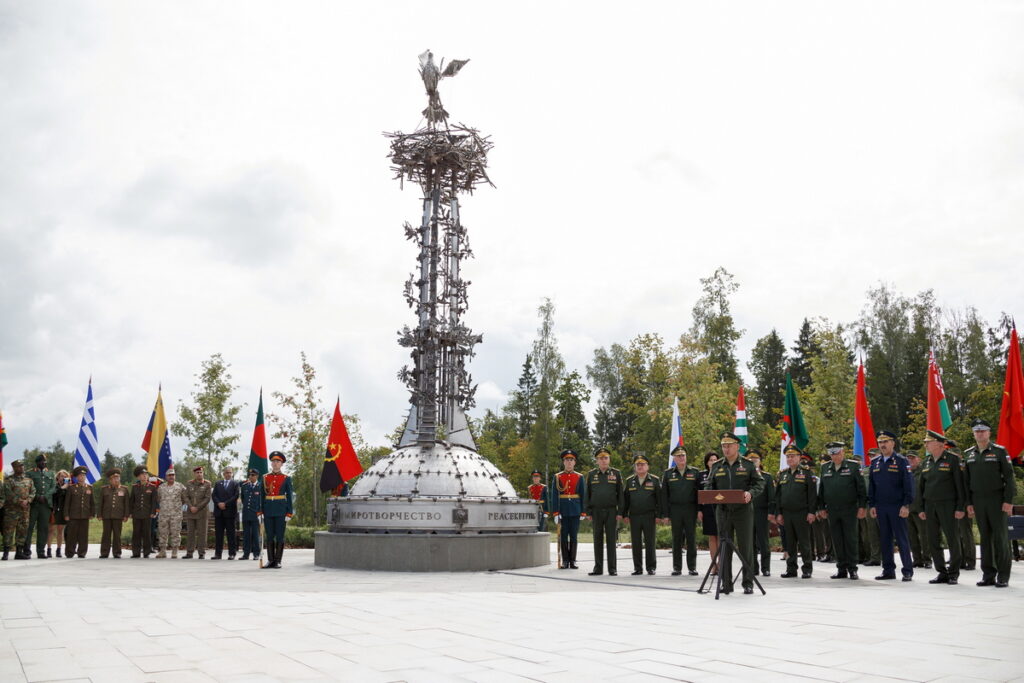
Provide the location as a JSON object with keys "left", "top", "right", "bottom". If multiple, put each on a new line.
{"left": 698, "top": 535, "right": 767, "bottom": 599}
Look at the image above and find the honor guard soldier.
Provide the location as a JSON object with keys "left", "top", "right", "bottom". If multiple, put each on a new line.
{"left": 2, "top": 460, "right": 35, "bottom": 560}
{"left": 98, "top": 468, "right": 129, "bottom": 558}
{"left": 963, "top": 418, "right": 1017, "bottom": 587}
{"left": 775, "top": 445, "right": 817, "bottom": 579}
{"left": 663, "top": 445, "right": 701, "bottom": 576}
{"left": 184, "top": 466, "right": 213, "bottom": 559}
{"left": 705, "top": 432, "right": 765, "bottom": 594}
{"left": 551, "top": 449, "right": 585, "bottom": 569}
{"left": 868, "top": 431, "right": 915, "bottom": 581}
{"left": 129, "top": 465, "right": 157, "bottom": 558}
{"left": 24, "top": 454, "right": 56, "bottom": 558}
{"left": 918, "top": 430, "right": 966, "bottom": 584}
{"left": 945, "top": 438, "right": 976, "bottom": 570}
{"left": 622, "top": 454, "right": 664, "bottom": 575}
{"left": 64, "top": 466, "right": 94, "bottom": 558}
{"left": 746, "top": 449, "right": 775, "bottom": 577}
{"left": 906, "top": 451, "right": 930, "bottom": 568}
{"left": 240, "top": 468, "right": 262, "bottom": 560}
{"left": 585, "top": 448, "right": 623, "bottom": 576}
{"left": 156, "top": 468, "right": 187, "bottom": 558}
{"left": 259, "top": 451, "right": 294, "bottom": 569}
{"left": 818, "top": 441, "right": 867, "bottom": 579}
{"left": 527, "top": 471, "right": 548, "bottom": 533}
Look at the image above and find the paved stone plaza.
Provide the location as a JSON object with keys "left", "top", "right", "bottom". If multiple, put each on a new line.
{"left": 0, "top": 544, "right": 1021, "bottom": 682}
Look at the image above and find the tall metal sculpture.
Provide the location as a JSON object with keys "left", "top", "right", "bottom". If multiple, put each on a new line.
{"left": 316, "top": 52, "right": 548, "bottom": 571}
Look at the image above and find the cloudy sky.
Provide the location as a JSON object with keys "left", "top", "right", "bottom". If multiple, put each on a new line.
{"left": 2, "top": 1, "right": 1022, "bottom": 464}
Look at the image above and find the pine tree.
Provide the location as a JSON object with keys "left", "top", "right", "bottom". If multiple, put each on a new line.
{"left": 789, "top": 318, "right": 821, "bottom": 387}
{"left": 506, "top": 355, "right": 538, "bottom": 438}
{"left": 690, "top": 267, "right": 744, "bottom": 384}
{"left": 554, "top": 370, "right": 592, "bottom": 459}
{"left": 748, "top": 329, "right": 788, "bottom": 426}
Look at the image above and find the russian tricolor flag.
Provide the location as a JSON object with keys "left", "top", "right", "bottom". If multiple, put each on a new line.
{"left": 852, "top": 362, "right": 877, "bottom": 464}
{"left": 668, "top": 397, "right": 684, "bottom": 468}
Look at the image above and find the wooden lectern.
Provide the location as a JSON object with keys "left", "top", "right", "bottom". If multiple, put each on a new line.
{"left": 697, "top": 489, "right": 766, "bottom": 599}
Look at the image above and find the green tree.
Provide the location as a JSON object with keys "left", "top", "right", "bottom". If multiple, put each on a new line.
{"left": 171, "top": 353, "right": 245, "bottom": 473}
{"left": 788, "top": 318, "right": 821, "bottom": 387}
{"left": 690, "top": 267, "right": 743, "bottom": 384}
{"left": 748, "top": 329, "right": 788, "bottom": 426}
{"left": 506, "top": 355, "right": 538, "bottom": 438}
{"left": 553, "top": 370, "right": 592, "bottom": 459}
{"left": 587, "top": 343, "right": 629, "bottom": 452}
{"left": 670, "top": 334, "right": 735, "bottom": 459}
{"left": 527, "top": 298, "right": 566, "bottom": 472}
{"left": 802, "top": 324, "right": 856, "bottom": 453}
{"left": 474, "top": 408, "right": 520, "bottom": 472}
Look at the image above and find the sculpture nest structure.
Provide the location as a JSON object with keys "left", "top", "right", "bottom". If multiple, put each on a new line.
{"left": 385, "top": 123, "right": 494, "bottom": 194}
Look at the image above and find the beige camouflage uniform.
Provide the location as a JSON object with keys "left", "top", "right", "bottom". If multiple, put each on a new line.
{"left": 156, "top": 480, "right": 187, "bottom": 558}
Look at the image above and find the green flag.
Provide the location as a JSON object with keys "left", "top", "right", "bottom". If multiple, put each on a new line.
{"left": 781, "top": 373, "right": 809, "bottom": 456}
{"left": 247, "top": 390, "right": 268, "bottom": 476}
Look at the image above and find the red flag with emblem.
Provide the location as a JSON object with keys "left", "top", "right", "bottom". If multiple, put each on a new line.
{"left": 997, "top": 325, "right": 1024, "bottom": 463}
{"left": 319, "top": 398, "right": 363, "bottom": 492}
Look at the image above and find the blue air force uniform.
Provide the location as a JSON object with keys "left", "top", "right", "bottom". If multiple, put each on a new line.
{"left": 868, "top": 431, "right": 915, "bottom": 580}
{"left": 240, "top": 472, "right": 263, "bottom": 560}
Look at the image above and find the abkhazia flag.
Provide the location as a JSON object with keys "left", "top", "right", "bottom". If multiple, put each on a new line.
{"left": 780, "top": 373, "right": 809, "bottom": 469}
{"left": 997, "top": 324, "right": 1024, "bottom": 463}
{"left": 73, "top": 379, "right": 102, "bottom": 484}
{"left": 247, "top": 389, "right": 268, "bottom": 476}
{"left": 734, "top": 386, "right": 749, "bottom": 455}
{"left": 927, "top": 349, "right": 953, "bottom": 435}
{"left": 141, "top": 386, "right": 173, "bottom": 478}
{"left": 0, "top": 410, "right": 7, "bottom": 480}
{"left": 319, "top": 398, "right": 364, "bottom": 493}
{"left": 852, "top": 361, "right": 878, "bottom": 464}
{"left": 668, "top": 397, "right": 684, "bottom": 468}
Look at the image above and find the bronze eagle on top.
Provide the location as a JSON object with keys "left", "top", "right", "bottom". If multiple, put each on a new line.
{"left": 418, "top": 50, "right": 469, "bottom": 126}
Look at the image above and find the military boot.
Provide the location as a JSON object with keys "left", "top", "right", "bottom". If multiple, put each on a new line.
{"left": 155, "top": 550, "right": 166, "bottom": 558}
{"left": 171, "top": 548, "right": 178, "bottom": 558}
{"left": 1, "top": 547, "right": 8, "bottom": 561}
{"left": 262, "top": 542, "right": 275, "bottom": 569}
{"left": 273, "top": 544, "right": 284, "bottom": 569}
{"left": 568, "top": 540, "right": 579, "bottom": 569}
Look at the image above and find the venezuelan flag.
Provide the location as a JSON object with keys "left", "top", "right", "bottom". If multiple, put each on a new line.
{"left": 141, "top": 387, "right": 173, "bottom": 478}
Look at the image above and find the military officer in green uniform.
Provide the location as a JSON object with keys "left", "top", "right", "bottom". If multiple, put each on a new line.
{"left": 905, "top": 451, "right": 930, "bottom": 569}
{"left": 963, "top": 418, "right": 1017, "bottom": 587}
{"left": 2, "top": 460, "right": 35, "bottom": 560}
{"left": 663, "top": 444, "right": 701, "bottom": 576}
{"left": 859, "top": 450, "right": 882, "bottom": 566}
{"left": 584, "top": 447, "right": 623, "bottom": 576}
{"left": 705, "top": 431, "right": 765, "bottom": 594}
{"left": 918, "top": 430, "right": 966, "bottom": 584}
{"left": 64, "top": 466, "right": 94, "bottom": 558}
{"left": 746, "top": 449, "right": 774, "bottom": 577}
{"left": 622, "top": 454, "right": 664, "bottom": 575}
{"left": 818, "top": 441, "right": 867, "bottom": 580}
{"left": 98, "top": 468, "right": 129, "bottom": 558}
{"left": 775, "top": 445, "right": 817, "bottom": 579}
{"left": 24, "top": 454, "right": 56, "bottom": 558}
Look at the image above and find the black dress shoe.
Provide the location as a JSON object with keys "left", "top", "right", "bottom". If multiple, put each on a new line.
{"left": 963, "top": 564, "right": 975, "bottom": 571}
{"left": 875, "top": 574, "right": 896, "bottom": 580}
{"left": 995, "top": 581, "right": 1009, "bottom": 588}
{"left": 780, "top": 571, "right": 798, "bottom": 578}
{"left": 688, "top": 570, "right": 698, "bottom": 576}
{"left": 227, "top": 556, "right": 235, "bottom": 560}
{"left": 631, "top": 570, "right": 643, "bottom": 575}
{"left": 801, "top": 572, "right": 812, "bottom": 579}
{"left": 608, "top": 571, "right": 617, "bottom": 576}
{"left": 568, "top": 563, "right": 578, "bottom": 569}
{"left": 830, "top": 572, "right": 849, "bottom": 579}
{"left": 901, "top": 575, "right": 913, "bottom": 582}
{"left": 865, "top": 561, "right": 881, "bottom": 566}
{"left": 647, "top": 569, "right": 656, "bottom": 575}
{"left": 671, "top": 570, "right": 681, "bottom": 576}
{"left": 948, "top": 577, "right": 958, "bottom": 585}
{"left": 929, "top": 576, "right": 949, "bottom": 584}
{"left": 210, "top": 555, "right": 221, "bottom": 560}
{"left": 761, "top": 570, "right": 770, "bottom": 577}
{"left": 849, "top": 569, "right": 859, "bottom": 580}
{"left": 588, "top": 570, "right": 603, "bottom": 576}
{"left": 977, "top": 578, "right": 996, "bottom": 586}
{"left": 743, "top": 586, "right": 754, "bottom": 594}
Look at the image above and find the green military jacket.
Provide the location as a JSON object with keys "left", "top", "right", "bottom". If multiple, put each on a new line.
{"left": 753, "top": 471, "right": 775, "bottom": 511}
{"left": 774, "top": 465, "right": 817, "bottom": 514}
{"left": 64, "top": 481, "right": 95, "bottom": 520}
{"left": 184, "top": 479, "right": 213, "bottom": 519}
{"left": 662, "top": 465, "right": 701, "bottom": 510}
{"left": 622, "top": 473, "right": 664, "bottom": 517}
{"left": 584, "top": 467, "right": 623, "bottom": 514}
{"left": 26, "top": 468, "right": 56, "bottom": 507}
{"left": 3, "top": 474, "right": 35, "bottom": 508}
{"left": 129, "top": 481, "right": 157, "bottom": 520}
{"left": 963, "top": 442, "right": 1016, "bottom": 505}
{"left": 908, "top": 464, "right": 925, "bottom": 514}
{"left": 819, "top": 459, "right": 867, "bottom": 510}
{"left": 706, "top": 455, "right": 765, "bottom": 510}
{"left": 919, "top": 450, "right": 965, "bottom": 510}
{"left": 99, "top": 484, "right": 130, "bottom": 519}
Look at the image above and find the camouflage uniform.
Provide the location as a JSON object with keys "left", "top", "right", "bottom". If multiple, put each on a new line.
{"left": 156, "top": 480, "right": 187, "bottom": 557}
{"left": 184, "top": 477, "right": 212, "bottom": 558}
{"left": 24, "top": 466, "right": 56, "bottom": 556}
{"left": 3, "top": 472, "right": 36, "bottom": 554}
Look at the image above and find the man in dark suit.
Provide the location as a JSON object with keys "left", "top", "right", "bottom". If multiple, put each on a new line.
{"left": 211, "top": 466, "right": 240, "bottom": 560}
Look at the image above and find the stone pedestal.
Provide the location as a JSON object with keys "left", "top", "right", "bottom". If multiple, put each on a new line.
{"left": 314, "top": 531, "right": 550, "bottom": 572}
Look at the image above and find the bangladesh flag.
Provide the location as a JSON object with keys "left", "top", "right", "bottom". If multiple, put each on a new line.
{"left": 927, "top": 350, "right": 953, "bottom": 434}
{"left": 734, "top": 386, "right": 748, "bottom": 455}
{"left": 247, "top": 390, "right": 268, "bottom": 476}
{"left": 781, "top": 373, "right": 809, "bottom": 468}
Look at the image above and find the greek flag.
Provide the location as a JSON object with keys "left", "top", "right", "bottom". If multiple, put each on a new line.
{"left": 73, "top": 380, "right": 101, "bottom": 483}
